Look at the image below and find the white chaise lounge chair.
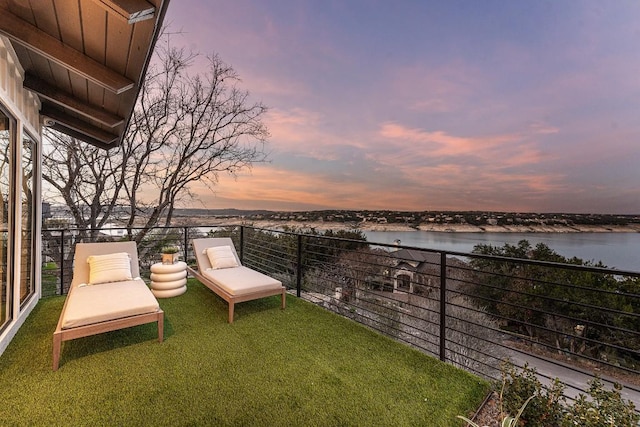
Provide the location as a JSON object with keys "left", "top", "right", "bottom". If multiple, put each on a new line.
{"left": 190, "top": 238, "right": 286, "bottom": 323}
{"left": 52, "top": 241, "right": 164, "bottom": 371}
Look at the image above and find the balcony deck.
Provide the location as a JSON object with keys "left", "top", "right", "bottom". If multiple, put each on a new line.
{"left": 0, "top": 280, "right": 487, "bottom": 426}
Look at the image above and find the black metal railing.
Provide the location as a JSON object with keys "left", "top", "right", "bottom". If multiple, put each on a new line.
{"left": 41, "top": 224, "right": 640, "bottom": 404}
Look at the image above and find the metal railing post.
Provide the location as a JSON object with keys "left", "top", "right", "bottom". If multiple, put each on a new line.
{"left": 296, "top": 234, "right": 303, "bottom": 297}
{"left": 183, "top": 227, "right": 189, "bottom": 263}
{"left": 59, "top": 229, "right": 65, "bottom": 295}
{"left": 439, "top": 252, "right": 447, "bottom": 362}
{"left": 239, "top": 226, "right": 244, "bottom": 263}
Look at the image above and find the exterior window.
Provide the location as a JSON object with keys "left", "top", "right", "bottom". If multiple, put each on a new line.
{"left": 0, "top": 107, "right": 14, "bottom": 330}
{"left": 20, "top": 131, "right": 36, "bottom": 305}
{"left": 397, "top": 274, "right": 411, "bottom": 290}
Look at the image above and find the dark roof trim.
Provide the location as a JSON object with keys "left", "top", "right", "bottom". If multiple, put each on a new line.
{"left": 115, "top": 1, "right": 170, "bottom": 148}
{"left": 24, "top": 74, "right": 124, "bottom": 128}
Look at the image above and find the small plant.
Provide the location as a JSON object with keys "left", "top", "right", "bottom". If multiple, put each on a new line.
{"left": 161, "top": 245, "right": 180, "bottom": 264}
{"left": 457, "top": 395, "right": 534, "bottom": 427}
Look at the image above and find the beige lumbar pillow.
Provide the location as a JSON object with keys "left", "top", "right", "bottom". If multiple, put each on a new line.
{"left": 87, "top": 252, "right": 133, "bottom": 285}
{"left": 204, "top": 246, "right": 239, "bottom": 270}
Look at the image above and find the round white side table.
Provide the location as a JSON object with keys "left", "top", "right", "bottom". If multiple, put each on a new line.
{"left": 150, "top": 261, "right": 187, "bottom": 298}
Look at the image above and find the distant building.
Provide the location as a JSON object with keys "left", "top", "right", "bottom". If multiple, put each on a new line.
{"left": 389, "top": 249, "right": 441, "bottom": 295}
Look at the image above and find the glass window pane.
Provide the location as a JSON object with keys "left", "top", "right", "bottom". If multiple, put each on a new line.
{"left": 0, "top": 108, "right": 12, "bottom": 329}
{"left": 20, "top": 131, "right": 36, "bottom": 304}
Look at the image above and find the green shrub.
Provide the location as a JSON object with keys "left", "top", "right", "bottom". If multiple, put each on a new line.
{"left": 494, "top": 363, "right": 638, "bottom": 427}
{"left": 501, "top": 363, "right": 565, "bottom": 426}
{"left": 561, "top": 378, "right": 639, "bottom": 427}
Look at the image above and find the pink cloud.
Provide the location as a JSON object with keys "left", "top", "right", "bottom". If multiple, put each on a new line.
{"left": 377, "top": 122, "right": 521, "bottom": 159}
{"left": 264, "top": 108, "right": 368, "bottom": 161}
{"left": 184, "top": 158, "right": 574, "bottom": 213}
{"left": 190, "top": 161, "right": 455, "bottom": 211}
{"left": 367, "top": 122, "right": 564, "bottom": 205}
{"left": 185, "top": 117, "right": 569, "bottom": 212}
{"left": 528, "top": 121, "right": 560, "bottom": 135}
{"left": 403, "top": 162, "right": 565, "bottom": 195}
{"left": 240, "top": 72, "right": 311, "bottom": 98}
{"left": 388, "top": 62, "right": 481, "bottom": 113}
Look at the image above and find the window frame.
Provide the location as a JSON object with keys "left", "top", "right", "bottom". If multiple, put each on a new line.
{"left": 19, "top": 129, "right": 37, "bottom": 308}
{"left": 0, "top": 102, "right": 16, "bottom": 333}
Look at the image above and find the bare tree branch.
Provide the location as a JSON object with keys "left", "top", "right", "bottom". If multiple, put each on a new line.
{"left": 42, "top": 32, "right": 269, "bottom": 245}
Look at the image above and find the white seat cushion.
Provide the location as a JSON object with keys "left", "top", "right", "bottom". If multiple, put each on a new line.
{"left": 61, "top": 278, "right": 159, "bottom": 329}
{"left": 202, "top": 266, "right": 282, "bottom": 296}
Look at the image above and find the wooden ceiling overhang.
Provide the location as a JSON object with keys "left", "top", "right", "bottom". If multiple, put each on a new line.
{"left": 0, "top": 0, "right": 170, "bottom": 149}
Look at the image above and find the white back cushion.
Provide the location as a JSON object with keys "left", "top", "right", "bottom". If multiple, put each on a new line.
{"left": 87, "top": 252, "right": 133, "bottom": 285}
{"left": 204, "top": 246, "right": 239, "bottom": 270}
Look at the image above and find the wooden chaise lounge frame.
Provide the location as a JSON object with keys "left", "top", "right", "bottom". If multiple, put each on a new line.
{"left": 189, "top": 238, "right": 286, "bottom": 323}
{"left": 52, "top": 241, "right": 164, "bottom": 371}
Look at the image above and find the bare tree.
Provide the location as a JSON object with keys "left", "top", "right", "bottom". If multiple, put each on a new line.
{"left": 42, "top": 33, "right": 269, "bottom": 246}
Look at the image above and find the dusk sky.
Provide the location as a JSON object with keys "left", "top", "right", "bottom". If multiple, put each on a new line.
{"left": 167, "top": 1, "right": 640, "bottom": 214}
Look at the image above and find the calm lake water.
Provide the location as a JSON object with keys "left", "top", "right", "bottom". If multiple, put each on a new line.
{"left": 363, "top": 231, "right": 640, "bottom": 272}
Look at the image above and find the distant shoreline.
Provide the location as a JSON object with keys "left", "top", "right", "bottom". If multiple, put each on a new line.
{"left": 183, "top": 218, "right": 640, "bottom": 233}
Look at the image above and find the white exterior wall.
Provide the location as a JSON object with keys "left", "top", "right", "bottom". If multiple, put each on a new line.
{"left": 0, "top": 35, "right": 42, "bottom": 357}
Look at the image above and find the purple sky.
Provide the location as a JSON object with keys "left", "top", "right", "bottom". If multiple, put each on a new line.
{"left": 166, "top": 1, "right": 640, "bottom": 214}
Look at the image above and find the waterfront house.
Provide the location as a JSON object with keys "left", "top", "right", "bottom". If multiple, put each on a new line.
{"left": 390, "top": 248, "right": 440, "bottom": 294}
{"left": 0, "top": 0, "right": 169, "bottom": 356}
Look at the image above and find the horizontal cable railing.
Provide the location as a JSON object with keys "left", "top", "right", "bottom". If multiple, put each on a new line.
{"left": 41, "top": 224, "right": 640, "bottom": 405}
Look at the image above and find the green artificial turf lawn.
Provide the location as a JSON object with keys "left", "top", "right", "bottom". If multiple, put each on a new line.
{"left": 0, "top": 280, "right": 488, "bottom": 426}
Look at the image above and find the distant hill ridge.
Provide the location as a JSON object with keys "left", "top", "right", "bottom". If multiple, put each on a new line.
{"left": 174, "top": 208, "right": 273, "bottom": 216}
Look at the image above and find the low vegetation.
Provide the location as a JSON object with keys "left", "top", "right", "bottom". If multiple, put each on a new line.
{"left": 467, "top": 363, "right": 639, "bottom": 427}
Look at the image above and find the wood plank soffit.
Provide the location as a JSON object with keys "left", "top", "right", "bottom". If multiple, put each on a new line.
{"left": 24, "top": 74, "right": 124, "bottom": 128}
{"left": 0, "top": 7, "right": 134, "bottom": 94}
{"left": 92, "top": 0, "right": 156, "bottom": 24}
{"left": 42, "top": 106, "right": 119, "bottom": 146}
